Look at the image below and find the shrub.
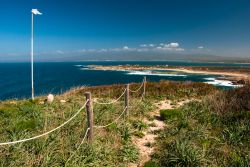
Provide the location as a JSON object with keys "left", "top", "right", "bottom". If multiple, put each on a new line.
{"left": 159, "top": 140, "right": 203, "bottom": 167}
{"left": 119, "top": 144, "right": 139, "bottom": 162}
{"left": 228, "top": 151, "right": 250, "bottom": 167}
{"left": 177, "top": 120, "right": 189, "bottom": 130}
{"left": 207, "top": 85, "right": 250, "bottom": 117}
{"left": 120, "top": 126, "right": 131, "bottom": 142}
{"left": 132, "top": 120, "right": 148, "bottom": 131}
{"left": 144, "top": 160, "right": 158, "bottom": 167}
{"left": 133, "top": 131, "right": 145, "bottom": 138}
{"left": 160, "top": 109, "right": 181, "bottom": 121}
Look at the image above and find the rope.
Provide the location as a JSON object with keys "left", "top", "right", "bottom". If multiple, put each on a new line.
{"left": 0, "top": 100, "right": 89, "bottom": 146}
{"left": 65, "top": 128, "right": 90, "bottom": 165}
{"left": 129, "top": 79, "right": 144, "bottom": 93}
{"left": 76, "top": 128, "right": 90, "bottom": 149}
{"left": 94, "top": 89, "right": 126, "bottom": 105}
{"left": 140, "top": 92, "right": 145, "bottom": 101}
{"left": 94, "top": 106, "right": 127, "bottom": 129}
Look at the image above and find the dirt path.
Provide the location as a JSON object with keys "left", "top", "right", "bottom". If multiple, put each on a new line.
{"left": 129, "top": 99, "right": 191, "bottom": 167}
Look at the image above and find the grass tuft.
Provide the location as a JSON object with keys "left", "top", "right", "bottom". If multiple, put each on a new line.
{"left": 160, "top": 109, "right": 181, "bottom": 121}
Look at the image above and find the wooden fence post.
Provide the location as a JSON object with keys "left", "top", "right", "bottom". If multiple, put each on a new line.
{"left": 85, "top": 92, "right": 93, "bottom": 143}
{"left": 143, "top": 76, "right": 146, "bottom": 97}
{"left": 125, "top": 84, "right": 129, "bottom": 116}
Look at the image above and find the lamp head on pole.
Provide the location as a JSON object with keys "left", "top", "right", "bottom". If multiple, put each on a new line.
{"left": 31, "top": 9, "right": 42, "bottom": 15}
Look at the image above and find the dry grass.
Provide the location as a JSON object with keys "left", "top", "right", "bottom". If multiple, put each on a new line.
{"left": 207, "top": 84, "right": 250, "bottom": 116}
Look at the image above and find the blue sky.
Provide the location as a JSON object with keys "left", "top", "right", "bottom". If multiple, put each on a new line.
{"left": 0, "top": 0, "right": 250, "bottom": 61}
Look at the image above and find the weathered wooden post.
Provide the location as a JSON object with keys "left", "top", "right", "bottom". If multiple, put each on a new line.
{"left": 143, "top": 76, "right": 146, "bottom": 97}
{"left": 125, "top": 84, "right": 129, "bottom": 116}
{"left": 85, "top": 92, "right": 93, "bottom": 143}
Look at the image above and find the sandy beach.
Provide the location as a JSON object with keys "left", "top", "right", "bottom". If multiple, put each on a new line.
{"left": 166, "top": 67, "right": 249, "bottom": 80}
{"left": 90, "top": 65, "right": 250, "bottom": 82}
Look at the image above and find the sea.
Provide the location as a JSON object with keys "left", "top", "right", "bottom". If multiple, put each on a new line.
{"left": 1, "top": 61, "right": 249, "bottom": 100}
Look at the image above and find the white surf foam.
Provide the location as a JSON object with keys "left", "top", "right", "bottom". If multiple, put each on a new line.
{"left": 204, "top": 78, "right": 243, "bottom": 87}
{"left": 204, "top": 78, "right": 216, "bottom": 81}
{"left": 80, "top": 67, "right": 90, "bottom": 70}
{"left": 127, "top": 70, "right": 187, "bottom": 77}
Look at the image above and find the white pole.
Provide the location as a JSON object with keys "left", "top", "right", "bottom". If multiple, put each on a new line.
{"left": 31, "top": 13, "right": 34, "bottom": 100}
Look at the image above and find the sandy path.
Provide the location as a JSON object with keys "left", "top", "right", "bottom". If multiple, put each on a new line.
{"left": 129, "top": 99, "right": 191, "bottom": 167}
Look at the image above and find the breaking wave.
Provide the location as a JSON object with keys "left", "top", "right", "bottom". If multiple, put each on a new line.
{"left": 126, "top": 70, "right": 187, "bottom": 77}
{"left": 204, "top": 78, "right": 243, "bottom": 87}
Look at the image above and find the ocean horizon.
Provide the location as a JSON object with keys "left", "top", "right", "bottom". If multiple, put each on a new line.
{"left": 1, "top": 61, "right": 249, "bottom": 100}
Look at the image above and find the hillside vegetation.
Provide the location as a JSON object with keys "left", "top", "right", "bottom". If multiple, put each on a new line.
{"left": 148, "top": 85, "right": 250, "bottom": 167}
{"left": 0, "top": 81, "right": 249, "bottom": 166}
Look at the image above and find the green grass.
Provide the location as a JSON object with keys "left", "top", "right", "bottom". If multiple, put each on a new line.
{"left": 160, "top": 109, "right": 182, "bottom": 121}
{"left": 144, "top": 160, "right": 158, "bottom": 167}
{"left": 152, "top": 86, "right": 250, "bottom": 167}
{"left": 158, "top": 140, "right": 204, "bottom": 166}
{"left": 0, "top": 81, "right": 218, "bottom": 166}
{"left": 0, "top": 99, "right": 150, "bottom": 166}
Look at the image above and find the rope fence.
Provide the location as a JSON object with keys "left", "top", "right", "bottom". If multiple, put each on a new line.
{"left": 94, "top": 106, "right": 127, "bottom": 129}
{"left": 129, "top": 77, "right": 146, "bottom": 101}
{"left": 93, "top": 89, "right": 126, "bottom": 105}
{"left": 129, "top": 78, "right": 145, "bottom": 93}
{"left": 0, "top": 76, "right": 147, "bottom": 163}
{"left": 65, "top": 127, "right": 90, "bottom": 165}
{"left": 0, "top": 100, "right": 89, "bottom": 146}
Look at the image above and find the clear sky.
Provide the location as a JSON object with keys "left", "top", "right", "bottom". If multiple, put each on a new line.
{"left": 1, "top": 0, "right": 250, "bottom": 61}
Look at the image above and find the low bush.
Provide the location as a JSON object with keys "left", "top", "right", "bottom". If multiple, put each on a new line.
{"left": 119, "top": 143, "right": 139, "bottom": 162}
{"left": 207, "top": 84, "right": 250, "bottom": 117}
{"left": 159, "top": 140, "right": 203, "bottom": 167}
{"left": 144, "top": 160, "right": 158, "bottom": 167}
{"left": 132, "top": 120, "right": 148, "bottom": 131}
{"left": 160, "top": 109, "right": 181, "bottom": 121}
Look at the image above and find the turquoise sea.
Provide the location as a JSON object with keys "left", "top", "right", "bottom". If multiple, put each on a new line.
{"left": 1, "top": 61, "right": 249, "bottom": 100}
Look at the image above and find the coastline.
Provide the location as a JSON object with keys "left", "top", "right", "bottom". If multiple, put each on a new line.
{"left": 89, "top": 65, "right": 250, "bottom": 82}
{"left": 166, "top": 67, "right": 249, "bottom": 80}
